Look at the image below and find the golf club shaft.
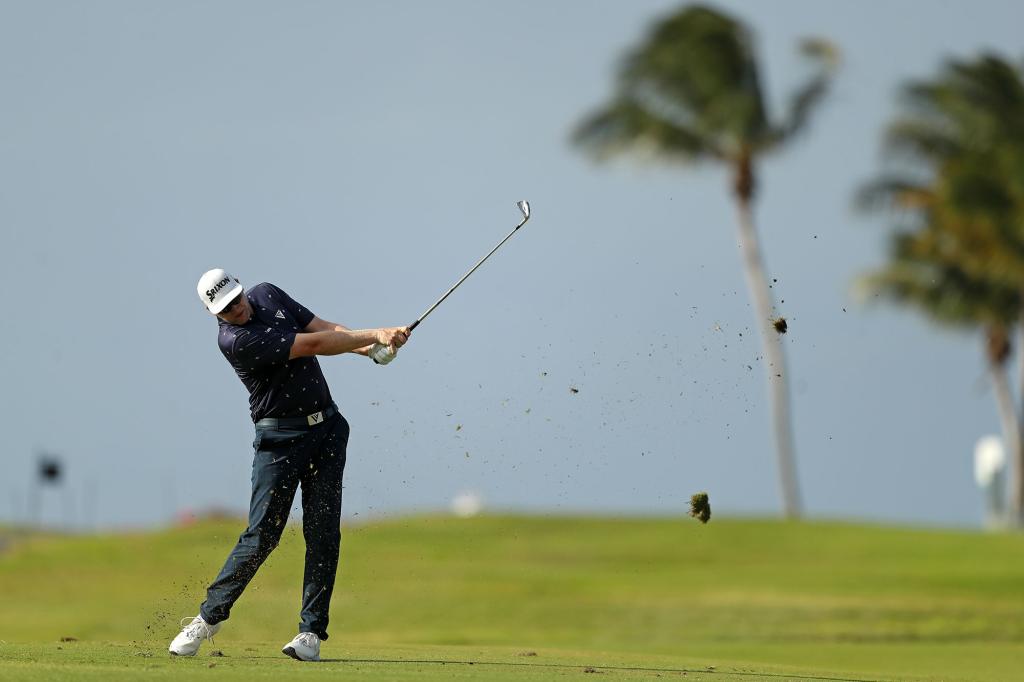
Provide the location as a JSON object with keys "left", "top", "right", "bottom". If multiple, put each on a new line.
{"left": 407, "top": 211, "right": 530, "bottom": 332}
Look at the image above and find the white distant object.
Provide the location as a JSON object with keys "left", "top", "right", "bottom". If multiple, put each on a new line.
{"left": 974, "top": 435, "right": 1006, "bottom": 487}
{"left": 974, "top": 435, "right": 1008, "bottom": 530}
{"left": 450, "top": 491, "right": 483, "bottom": 518}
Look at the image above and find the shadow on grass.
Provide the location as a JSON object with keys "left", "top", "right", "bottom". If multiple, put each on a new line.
{"left": 316, "top": 657, "right": 884, "bottom": 682}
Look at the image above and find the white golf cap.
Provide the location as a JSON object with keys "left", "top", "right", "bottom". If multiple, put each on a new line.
{"left": 197, "top": 268, "right": 244, "bottom": 313}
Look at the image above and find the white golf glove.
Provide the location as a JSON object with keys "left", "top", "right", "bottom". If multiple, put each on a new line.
{"left": 369, "top": 343, "right": 396, "bottom": 365}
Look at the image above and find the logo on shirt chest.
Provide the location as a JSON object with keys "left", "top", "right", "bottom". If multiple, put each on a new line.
{"left": 275, "top": 310, "right": 286, "bottom": 319}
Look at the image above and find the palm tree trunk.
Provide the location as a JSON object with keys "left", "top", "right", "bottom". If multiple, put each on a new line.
{"left": 734, "top": 196, "right": 802, "bottom": 518}
{"left": 1013, "top": 319, "right": 1024, "bottom": 528}
{"left": 990, "top": 360, "right": 1017, "bottom": 529}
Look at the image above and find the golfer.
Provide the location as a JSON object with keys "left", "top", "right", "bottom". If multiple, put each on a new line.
{"left": 169, "top": 268, "right": 409, "bottom": 661}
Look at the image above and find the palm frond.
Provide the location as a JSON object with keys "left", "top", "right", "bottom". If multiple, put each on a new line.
{"left": 883, "top": 119, "right": 963, "bottom": 162}
{"left": 615, "top": 5, "right": 771, "bottom": 154}
{"left": 859, "top": 257, "right": 1019, "bottom": 328}
{"left": 855, "top": 177, "right": 933, "bottom": 212}
{"left": 766, "top": 39, "right": 839, "bottom": 147}
{"left": 571, "top": 4, "right": 832, "bottom": 172}
{"left": 571, "top": 97, "right": 717, "bottom": 162}
{"left": 890, "top": 54, "right": 1024, "bottom": 162}
{"left": 946, "top": 55, "right": 1024, "bottom": 137}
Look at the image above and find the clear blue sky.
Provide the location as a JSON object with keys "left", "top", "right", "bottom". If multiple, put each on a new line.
{"left": 2, "top": 0, "right": 1022, "bottom": 529}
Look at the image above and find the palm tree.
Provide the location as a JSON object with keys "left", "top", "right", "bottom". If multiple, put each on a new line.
{"left": 861, "top": 53, "right": 1024, "bottom": 525}
{"left": 571, "top": 5, "right": 837, "bottom": 518}
{"left": 857, "top": 218, "right": 1021, "bottom": 529}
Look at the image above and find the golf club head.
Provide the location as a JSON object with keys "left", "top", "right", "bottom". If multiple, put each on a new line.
{"left": 516, "top": 200, "right": 531, "bottom": 225}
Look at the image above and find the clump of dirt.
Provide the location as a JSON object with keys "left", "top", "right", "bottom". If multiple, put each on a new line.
{"left": 689, "top": 492, "right": 711, "bottom": 524}
{"left": 209, "top": 650, "right": 225, "bottom": 657}
{"left": 773, "top": 317, "right": 787, "bottom": 334}
{"left": 59, "top": 636, "right": 78, "bottom": 642}
{"left": 518, "top": 651, "right": 538, "bottom": 657}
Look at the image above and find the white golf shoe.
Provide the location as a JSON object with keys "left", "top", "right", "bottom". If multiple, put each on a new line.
{"left": 282, "top": 632, "right": 320, "bottom": 661}
{"left": 168, "top": 615, "right": 221, "bottom": 656}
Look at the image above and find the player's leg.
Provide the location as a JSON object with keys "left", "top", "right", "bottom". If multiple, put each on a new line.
{"left": 296, "top": 414, "right": 349, "bottom": 640}
{"left": 200, "top": 428, "right": 305, "bottom": 624}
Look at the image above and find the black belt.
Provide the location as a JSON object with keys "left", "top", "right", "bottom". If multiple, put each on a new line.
{"left": 255, "top": 404, "right": 338, "bottom": 430}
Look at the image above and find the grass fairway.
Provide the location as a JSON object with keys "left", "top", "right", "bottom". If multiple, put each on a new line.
{"left": 1, "top": 516, "right": 1022, "bottom": 681}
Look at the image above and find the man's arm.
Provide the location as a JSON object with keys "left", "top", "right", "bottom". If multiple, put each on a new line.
{"left": 304, "top": 316, "right": 371, "bottom": 355}
{"left": 290, "top": 325, "right": 408, "bottom": 360}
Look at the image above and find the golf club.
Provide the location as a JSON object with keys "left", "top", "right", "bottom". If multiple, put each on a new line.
{"left": 369, "top": 200, "right": 531, "bottom": 364}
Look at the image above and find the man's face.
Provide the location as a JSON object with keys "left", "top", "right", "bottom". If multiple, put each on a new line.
{"left": 215, "top": 289, "right": 252, "bottom": 325}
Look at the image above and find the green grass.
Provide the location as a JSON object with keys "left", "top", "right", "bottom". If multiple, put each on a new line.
{"left": 1, "top": 516, "right": 1023, "bottom": 681}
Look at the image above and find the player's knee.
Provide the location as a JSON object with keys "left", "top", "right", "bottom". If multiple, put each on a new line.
{"left": 242, "top": 523, "right": 285, "bottom": 553}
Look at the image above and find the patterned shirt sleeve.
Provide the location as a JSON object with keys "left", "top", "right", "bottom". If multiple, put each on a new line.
{"left": 230, "top": 327, "right": 296, "bottom": 372}
{"left": 267, "top": 283, "right": 315, "bottom": 328}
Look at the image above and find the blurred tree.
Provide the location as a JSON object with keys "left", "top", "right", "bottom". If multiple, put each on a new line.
{"left": 860, "top": 54, "right": 1024, "bottom": 526}
{"left": 571, "top": 4, "right": 837, "bottom": 518}
{"left": 858, "top": 218, "right": 1021, "bottom": 529}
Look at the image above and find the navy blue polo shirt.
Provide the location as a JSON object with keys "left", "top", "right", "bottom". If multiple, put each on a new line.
{"left": 217, "top": 282, "right": 334, "bottom": 423}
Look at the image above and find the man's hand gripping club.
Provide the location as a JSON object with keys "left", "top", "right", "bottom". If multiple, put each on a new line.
{"left": 368, "top": 328, "right": 409, "bottom": 365}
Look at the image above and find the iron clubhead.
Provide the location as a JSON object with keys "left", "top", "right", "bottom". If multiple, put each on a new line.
{"left": 517, "top": 200, "right": 531, "bottom": 224}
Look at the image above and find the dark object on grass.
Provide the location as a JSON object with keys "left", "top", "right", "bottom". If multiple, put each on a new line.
{"left": 773, "top": 317, "right": 787, "bottom": 334}
{"left": 59, "top": 636, "right": 78, "bottom": 642}
{"left": 209, "top": 650, "right": 225, "bottom": 657}
{"left": 689, "top": 492, "right": 711, "bottom": 524}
